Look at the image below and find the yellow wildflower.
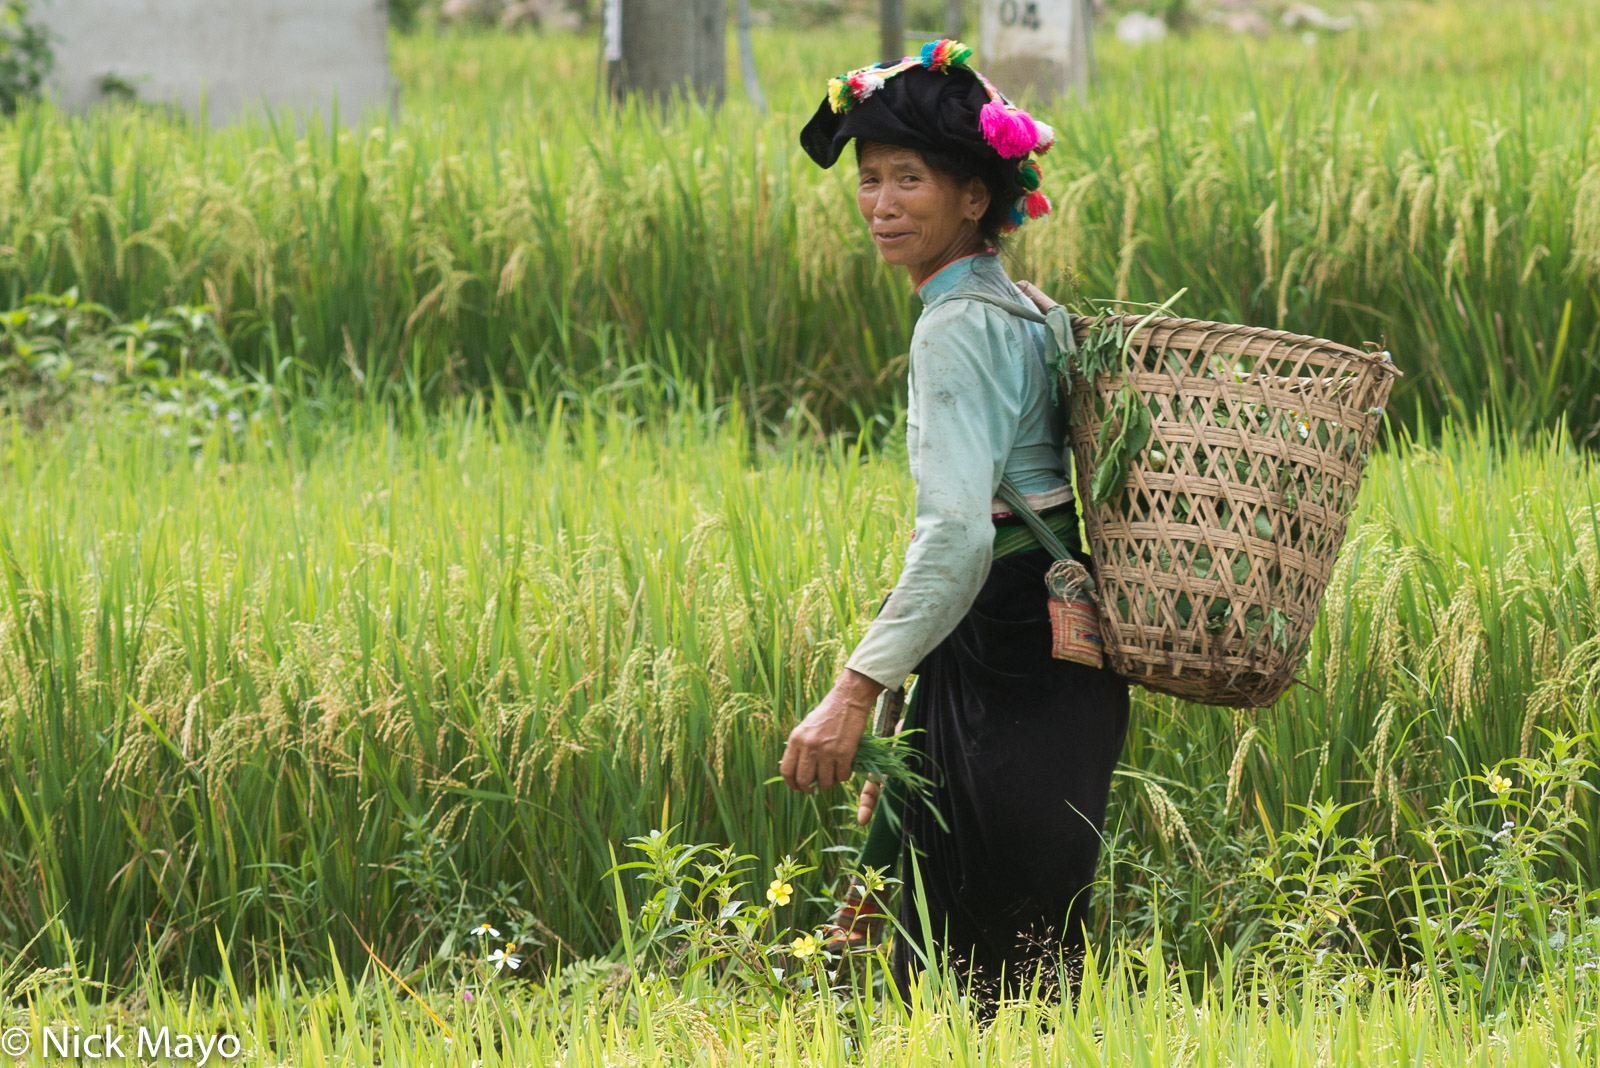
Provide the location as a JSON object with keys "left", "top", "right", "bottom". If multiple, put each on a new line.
{"left": 767, "top": 879, "right": 793, "bottom": 906}
{"left": 790, "top": 934, "right": 818, "bottom": 958}
{"left": 1490, "top": 774, "right": 1512, "bottom": 796}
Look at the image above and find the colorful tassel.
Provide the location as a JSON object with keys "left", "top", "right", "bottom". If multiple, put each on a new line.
{"left": 848, "top": 71, "right": 886, "bottom": 101}
{"left": 1008, "top": 200, "right": 1029, "bottom": 227}
{"left": 980, "top": 101, "right": 1039, "bottom": 158}
{"left": 1024, "top": 191, "right": 1052, "bottom": 220}
{"left": 920, "top": 38, "right": 974, "bottom": 72}
{"left": 1017, "top": 159, "right": 1043, "bottom": 192}
{"left": 827, "top": 76, "right": 853, "bottom": 113}
{"left": 1032, "top": 121, "right": 1057, "bottom": 155}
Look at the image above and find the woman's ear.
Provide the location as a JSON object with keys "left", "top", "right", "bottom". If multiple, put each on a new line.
{"left": 965, "top": 176, "right": 991, "bottom": 221}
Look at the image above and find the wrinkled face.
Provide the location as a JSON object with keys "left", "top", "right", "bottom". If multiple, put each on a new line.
{"left": 855, "top": 142, "right": 989, "bottom": 281}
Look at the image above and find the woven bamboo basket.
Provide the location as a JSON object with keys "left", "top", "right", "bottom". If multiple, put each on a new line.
{"left": 1061, "top": 315, "right": 1401, "bottom": 708}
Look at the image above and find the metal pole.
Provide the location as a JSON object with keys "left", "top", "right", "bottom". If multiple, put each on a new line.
{"left": 880, "top": 0, "right": 904, "bottom": 63}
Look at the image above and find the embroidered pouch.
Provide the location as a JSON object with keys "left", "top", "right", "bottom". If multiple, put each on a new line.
{"left": 1045, "top": 558, "right": 1104, "bottom": 669}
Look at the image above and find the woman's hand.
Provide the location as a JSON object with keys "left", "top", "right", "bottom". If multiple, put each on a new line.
{"left": 1015, "top": 280, "right": 1061, "bottom": 315}
{"left": 854, "top": 709, "right": 904, "bottom": 824}
{"left": 857, "top": 779, "right": 882, "bottom": 825}
{"left": 781, "top": 669, "right": 885, "bottom": 793}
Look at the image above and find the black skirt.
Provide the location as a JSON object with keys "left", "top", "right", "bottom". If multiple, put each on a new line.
{"left": 890, "top": 542, "right": 1131, "bottom": 1004}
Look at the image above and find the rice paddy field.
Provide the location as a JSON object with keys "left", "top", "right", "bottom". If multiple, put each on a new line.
{"left": 4, "top": 0, "right": 1600, "bottom": 1062}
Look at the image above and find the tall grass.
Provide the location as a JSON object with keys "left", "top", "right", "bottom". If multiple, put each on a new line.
{"left": 1, "top": 0, "right": 1598, "bottom": 438}
{"left": 11, "top": 939, "right": 1600, "bottom": 1066}
{"left": 1, "top": 398, "right": 1597, "bottom": 987}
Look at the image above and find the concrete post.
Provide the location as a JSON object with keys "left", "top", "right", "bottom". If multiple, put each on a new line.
{"left": 945, "top": 0, "right": 966, "bottom": 39}
{"left": 735, "top": 0, "right": 766, "bottom": 113}
{"left": 979, "top": 0, "right": 1093, "bottom": 103}
{"left": 880, "top": 0, "right": 905, "bottom": 63}
{"left": 605, "top": 0, "right": 726, "bottom": 108}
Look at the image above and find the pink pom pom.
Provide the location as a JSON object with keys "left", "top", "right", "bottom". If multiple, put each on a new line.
{"left": 1024, "top": 191, "right": 1052, "bottom": 220}
{"left": 979, "top": 101, "right": 1039, "bottom": 159}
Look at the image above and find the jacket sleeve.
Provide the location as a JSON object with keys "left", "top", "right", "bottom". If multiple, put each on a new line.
{"left": 844, "top": 300, "right": 1023, "bottom": 691}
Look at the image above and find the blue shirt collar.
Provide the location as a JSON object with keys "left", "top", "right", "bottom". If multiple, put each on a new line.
{"left": 915, "top": 251, "right": 1004, "bottom": 305}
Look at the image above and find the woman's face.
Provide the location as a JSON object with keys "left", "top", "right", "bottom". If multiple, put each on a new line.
{"left": 856, "top": 142, "right": 990, "bottom": 285}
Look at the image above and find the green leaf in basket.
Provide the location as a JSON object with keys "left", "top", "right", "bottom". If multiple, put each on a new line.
{"left": 1123, "top": 398, "right": 1152, "bottom": 457}
{"left": 1095, "top": 397, "right": 1119, "bottom": 453}
{"left": 1088, "top": 385, "right": 1150, "bottom": 507}
{"left": 1174, "top": 593, "right": 1191, "bottom": 628}
{"left": 1091, "top": 447, "right": 1127, "bottom": 506}
{"left": 1243, "top": 604, "right": 1266, "bottom": 643}
{"left": 1253, "top": 512, "right": 1274, "bottom": 540}
{"left": 1077, "top": 318, "right": 1125, "bottom": 382}
{"left": 1268, "top": 607, "right": 1293, "bottom": 652}
{"left": 1231, "top": 553, "right": 1251, "bottom": 586}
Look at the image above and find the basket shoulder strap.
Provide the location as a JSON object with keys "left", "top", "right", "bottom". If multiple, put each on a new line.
{"left": 930, "top": 291, "right": 1047, "bottom": 323}
{"left": 996, "top": 478, "right": 1074, "bottom": 562}
{"left": 931, "top": 291, "right": 1081, "bottom": 361}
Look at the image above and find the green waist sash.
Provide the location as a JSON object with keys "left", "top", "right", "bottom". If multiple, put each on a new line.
{"left": 992, "top": 507, "right": 1083, "bottom": 560}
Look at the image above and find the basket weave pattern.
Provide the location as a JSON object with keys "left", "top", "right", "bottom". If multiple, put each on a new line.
{"left": 1063, "top": 315, "right": 1400, "bottom": 708}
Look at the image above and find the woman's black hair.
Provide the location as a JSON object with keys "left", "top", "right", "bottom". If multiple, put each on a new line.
{"left": 854, "top": 140, "right": 1022, "bottom": 250}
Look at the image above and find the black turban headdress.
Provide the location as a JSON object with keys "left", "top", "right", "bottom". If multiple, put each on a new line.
{"left": 797, "top": 39, "right": 1057, "bottom": 232}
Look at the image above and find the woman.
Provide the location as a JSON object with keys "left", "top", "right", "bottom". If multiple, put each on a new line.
{"left": 778, "top": 41, "right": 1132, "bottom": 1005}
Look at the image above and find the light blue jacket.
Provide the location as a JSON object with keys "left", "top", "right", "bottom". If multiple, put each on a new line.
{"left": 845, "top": 253, "right": 1075, "bottom": 691}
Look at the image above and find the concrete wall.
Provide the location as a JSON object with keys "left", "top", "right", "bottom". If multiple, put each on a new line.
{"left": 33, "top": 0, "right": 393, "bottom": 124}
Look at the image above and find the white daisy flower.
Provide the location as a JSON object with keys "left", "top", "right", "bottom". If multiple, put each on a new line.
{"left": 488, "top": 945, "right": 523, "bottom": 971}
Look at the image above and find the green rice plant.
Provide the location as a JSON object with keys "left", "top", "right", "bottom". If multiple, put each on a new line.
{"left": 1, "top": 0, "right": 1597, "bottom": 439}
{"left": 0, "top": 0, "right": 51, "bottom": 116}
{"left": 0, "top": 394, "right": 906, "bottom": 987}
{"left": 8, "top": 913, "right": 1600, "bottom": 1065}
{"left": 2, "top": 389, "right": 1599, "bottom": 991}
{"left": 1102, "top": 408, "right": 1600, "bottom": 967}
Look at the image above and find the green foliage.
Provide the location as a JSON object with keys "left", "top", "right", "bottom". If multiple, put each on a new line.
{"left": 0, "top": 0, "right": 50, "bottom": 116}
{"left": 13, "top": 932, "right": 1600, "bottom": 1065}
{"left": 0, "top": 400, "right": 1597, "bottom": 994}
{"left": 1408, "top": 735, "right": 1600, "bottom": 1008}
{"left": 388, "top": 0, "right": 430, "bottom": 33}
{"left": 0, "top": 4, "right": 1597, "bottom": 439}
{"left": 603, "top": 827, "right": 865, "bottom": 1008}
{"left": 0, "top": 288, "right": 270, "bottom": 441}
